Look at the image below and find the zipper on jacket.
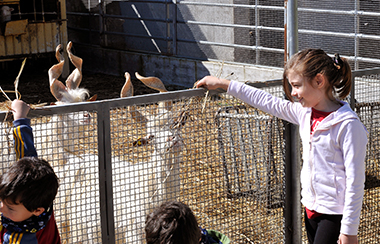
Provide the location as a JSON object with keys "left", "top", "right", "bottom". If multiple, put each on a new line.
{"left": 309, "top": 133, "right": 317, "bottom": 206}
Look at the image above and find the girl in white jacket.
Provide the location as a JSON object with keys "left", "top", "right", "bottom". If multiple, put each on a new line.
{"left": 196, "top": 49, "right": 368, "bottom": 244}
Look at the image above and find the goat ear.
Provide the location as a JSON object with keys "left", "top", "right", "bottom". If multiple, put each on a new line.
{"left": 87, "top": 94, "right": 97, "bottom": 101}
{"left": 54, "top": 44, "right": 64, "bottom": 63}
{"left": 135, "top": 72, "right": 168, "bottom": 93}
{"left": 50, "top": 79, "right": 67, "bottom": 101}
{"left": 122, "top": 72, "right": 147, "bottom": 123}
{"left": 65, "top": 41, "right": 83, "bottom": 90}
{"left": 121, "top": 72, "right": 133, "bottom": 98}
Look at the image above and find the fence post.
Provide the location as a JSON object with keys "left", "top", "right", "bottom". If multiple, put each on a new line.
{"left": 97, "top": 103, "right": 116, "bottom": 244}
{"left": 284, "top": 0, "right": 302, "bottom": 243}
{"left": 172, "top": 0, "right": 178, "bottom": 56}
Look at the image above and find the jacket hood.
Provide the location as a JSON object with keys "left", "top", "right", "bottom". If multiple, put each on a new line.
{"left": 315, "top": 102, "right": 365, "bottom": 131}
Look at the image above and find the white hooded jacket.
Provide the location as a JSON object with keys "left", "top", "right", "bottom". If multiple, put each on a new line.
{"left": 228, "top": 80, "right": 368, "bottom": 235}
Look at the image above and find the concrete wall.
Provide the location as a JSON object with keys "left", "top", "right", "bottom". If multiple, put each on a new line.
{"left": 75, "top": 43, "right": 283, "bottom": 89}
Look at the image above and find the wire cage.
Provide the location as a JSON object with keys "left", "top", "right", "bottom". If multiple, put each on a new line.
{"left": 215, "top": 105, "right": 285, "bottom": 210}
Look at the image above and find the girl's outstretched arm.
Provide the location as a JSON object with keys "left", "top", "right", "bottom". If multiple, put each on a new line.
{"left": 196, "top": 76, "right": 231, "bottom": 91}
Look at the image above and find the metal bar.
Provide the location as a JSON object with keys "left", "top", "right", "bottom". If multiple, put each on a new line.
{"left": 166, "top": 0, "right": 170, "bottom": 54}
{"left": 66, "top": 11, "right": 101, "bottom": 17}
{"left": 178, "top": 1, "right": 284, "bottom": 10}
{"left": 15, "top": 12, "right": 59, "bottom": 16}
{"left": 352, "top": 67, "right": 380, "bottom": 77}
{"left": 177, "top": 39, "right": 284, "bottom": 52}
{"left": 350, "top": 68, "right": 356, "bottom": 110}
{"left": 242, "top": 110, "right": 254, "bottom": 192}
{"left": 100, "top": 0, "right": 106, "bottom": 46}
{"left": 216, "top": 109, "right": 233, "bottom": 195}
{"left": 226, "top": 113, "right": 240, "bottom": 192}
{"left": 97, "top": 102, "right": 116, "bottom": 244}
{"left": 298, "top": 7, "right": 380, "bottom": 17}
{"left": 33, "top": 0, "right": 37, "bottom": 21}
{"left": 103, "top": 13, "right": 170, "bottom": 23}
{"left": 354, "top": 0, "right": 359, "bottom": 70}
{"left": 255, "top": 0, "right": 260, "bottom": 64}
{"left": 298, "top": 29, "right": 380, "bottom": 41}
{"left": 235, "top": 110, "right": 246, "bottom": 192}
{"left": 172, "top": 0, "right": 178, "bottom": 55}
{"left": 103, "top": 30, "right": 171, "bottom": 41}
{"left": 40, "top": 0, "right": 45, "bottom": 22}
{"left": 285, "top": 1, "right": 301, "bottom": 244}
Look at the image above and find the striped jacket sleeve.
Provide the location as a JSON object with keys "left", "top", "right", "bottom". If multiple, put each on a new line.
{"left": 3, "top": 231, "right": 38, "bottom": 244}
{"left": 12, "top": 118, "right": 37, "bottom": 159}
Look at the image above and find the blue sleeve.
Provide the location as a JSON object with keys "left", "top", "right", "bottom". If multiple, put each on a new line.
{"left": 12, "top": 118, "right": 37, "bottom": 159}
{"left": 3, "top": 231, "right": 38, "bottom": 244}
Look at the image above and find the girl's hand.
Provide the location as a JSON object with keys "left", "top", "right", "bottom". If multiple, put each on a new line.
{"left": 11, "top": 99, "right": 30, "bottom": 121}
{"left": 196, "top": 76, "right": 231, "bottom": 91}
{"left": 338, "top": 234, "right": 358, "bottom": 244}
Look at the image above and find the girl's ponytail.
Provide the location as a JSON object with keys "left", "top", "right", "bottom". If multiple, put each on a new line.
{"left": 332, "top": 54, "right": 352, "bottom": 100}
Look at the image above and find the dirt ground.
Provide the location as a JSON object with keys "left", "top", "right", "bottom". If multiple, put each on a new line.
{"left": 1, "top": 58, "right": 170, "bottom": 105}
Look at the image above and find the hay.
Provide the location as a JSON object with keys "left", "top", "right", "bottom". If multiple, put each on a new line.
{"left": 1, "top": 92, "right": 379, "bottom": 243}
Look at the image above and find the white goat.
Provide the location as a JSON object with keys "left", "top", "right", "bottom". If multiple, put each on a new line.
{"left": 32, "top": 56, "right": 184, "bottom": 242}
{"left": 35, "top": 41, "right": 93, "bottom": 164}
{"left": 32, "top": 42, "right": 102, "bottom": 243}
{"left": 113, "top": 72, "right": 184, "bottom": 243}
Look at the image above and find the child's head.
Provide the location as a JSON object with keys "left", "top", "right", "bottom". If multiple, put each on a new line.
{"left": 283, "top": 49, "right": 352, "bottom": 103}
{"left": 0, "top": 157, "right": 59, "bottom": 222}
{"left": 145, "top": 201, "right": 201, "bottom": 244}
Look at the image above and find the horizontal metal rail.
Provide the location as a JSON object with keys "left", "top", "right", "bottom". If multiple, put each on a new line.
{"left": 177, "top": 39, "right": 284, "bottom": 53}
{"left": 177, "top": 1, "right": 284, "bottom": 10}
{"left": 0, "top": 88, "right": 208, "bottom": 121}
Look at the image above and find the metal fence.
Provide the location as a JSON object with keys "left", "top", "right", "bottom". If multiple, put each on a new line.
{"left": 0, "top": 68, "right": 380, "bottom": 243}
{"left": 66, "top": 0, "right": 380, "bottom": 69}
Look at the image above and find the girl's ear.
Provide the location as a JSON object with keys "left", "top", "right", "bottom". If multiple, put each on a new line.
{"left": 32, "top": 207, "right": 45, "bottom": 216}
{"left": 314, "top": 73, "right": 326, "bottom": 88}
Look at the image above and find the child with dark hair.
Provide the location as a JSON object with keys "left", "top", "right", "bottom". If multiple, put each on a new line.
{"left": 145, "top": 201, "right": 230, "bottom": 244}
{"left": 0, "top": 99, "right": 61, "bottom": 244}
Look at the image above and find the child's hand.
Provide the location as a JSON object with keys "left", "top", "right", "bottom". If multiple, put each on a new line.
{"left": 12, "top": 99, "right": 30, "bottom": 120}
{"left": 196, "top": 76, "right": 231, "bottom": 91}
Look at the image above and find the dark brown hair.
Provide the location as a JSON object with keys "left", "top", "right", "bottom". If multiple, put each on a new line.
{"left": 145, "top": 201, "right": 201, "bottom": 244}
{"left": 0, "top": 157, "right": 59, "bottom": 212}
{"left": 283, "top": 49, "right": 352, "bottom": 102}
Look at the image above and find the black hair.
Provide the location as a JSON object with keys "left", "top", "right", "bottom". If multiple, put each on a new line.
{"left": 0, "top": 157, "right": 59, "bottom": 212}
{"left": 145, "top": 201, "right": 201, "bottom": 244}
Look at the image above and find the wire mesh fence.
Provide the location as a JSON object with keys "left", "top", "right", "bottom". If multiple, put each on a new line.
{"left": 0, "top": 68, "right": 380, "bottom": 243}
{"left": 67, "top": 0, "right": 380, "bottom": 69}
{"left": 353, "top": 70, "right": 380, "bottom": 243}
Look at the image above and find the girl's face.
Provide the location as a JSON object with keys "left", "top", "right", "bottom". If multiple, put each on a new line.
{"left": 287, "top": 70, "right": 325, "bottom": 109}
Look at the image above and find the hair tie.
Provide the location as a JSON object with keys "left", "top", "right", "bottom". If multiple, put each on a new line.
{"left": 333, "top": 53, "right": 342, "bottom": 70}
